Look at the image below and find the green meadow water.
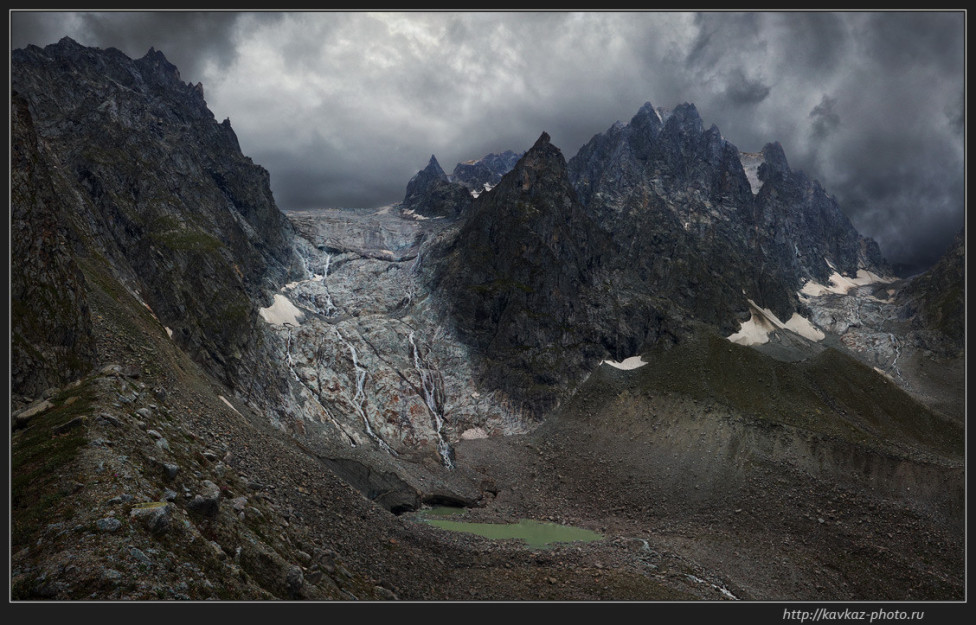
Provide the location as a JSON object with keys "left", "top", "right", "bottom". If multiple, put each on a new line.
{"left": 419, "top": 507, "right": 603, "bottom": 549}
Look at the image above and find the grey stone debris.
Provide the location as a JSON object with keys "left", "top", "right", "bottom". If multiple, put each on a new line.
{"left": 187, "top": 480, "right": 221, "bottom": 518}
{"left": 12, "top": 399, "right": 54, "bottom": 429}
{"left": 161, "top": 462, "right": 180, "bottom": 480}
{"left": 52, "top": 416, "right": 86, "bottom": 435}
{"left": 130, "top": 502, "right": 172, "bottom": 536}
{"left": 100, "top": 364, "right": 123, "bottom": 377}
{"left": 374, "top": 585, "right": 398, "bottom": 600}
{"left": 101, "top": 569, "right": 122, "bottom": 582}
{"left": 285, "top": 565, "right": 304, "bottom": 597}
{"left": 95, "top": 414, "right": 121, "bottom": 427}
{"left": 95, "top": 517, "right": 122, "bottom": 532}
{"left": 130, "top": 547, "right": 152, "bottom": 566}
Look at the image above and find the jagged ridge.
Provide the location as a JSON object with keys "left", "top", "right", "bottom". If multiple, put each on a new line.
{"left": 11, "top": 37, "right": 300, "bottom": 396}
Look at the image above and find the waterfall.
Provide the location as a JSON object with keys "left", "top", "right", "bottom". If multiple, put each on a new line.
{"left": 285, "top": 328, "right": 357, "bottom": 447}
{"left": 333, "top": 327, "right": 395, "bottom": 455}
{"left": 320, "top": 253, "right": 337, "bottom": 316}
{"left": 889, "top": 332, "right": 902, "bottom": 379}
{"left": 409, "top": 331, "right": 454, "bottom": 469}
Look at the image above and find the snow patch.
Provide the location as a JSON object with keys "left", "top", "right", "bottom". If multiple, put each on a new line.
{"left": 401, "top": 208, "right": 430, "bottom": 221}
{"left": 460, "top": 427, "right": 488, "bottom": 440}
{"left": 800, "top": 269, "right": 895, "bottom": 297}
{"left": 219, "top": 395, "right": 242, "bottom": 416}
{"left": 602, "top": 355, "right": 648, "bottom": 370}
{"left": 470, "top": 183, "right": 494, "bottom": 199}
{"left": 727, "top": 309, "right": 778, "bottom": 346}
{"left": 282, "top": 275, "right": 324, "bottom": 291}
{"left": 738, "top": 151, "right": 764, "bottom": 195}
{"left": 727, "top": 299, "right": 823, "bottom": 346}
{"left": 259, "top": 294, "right": 304, "bottom": 326}
{"left": 783, "top": 313, "right": 826, "bottom": 342}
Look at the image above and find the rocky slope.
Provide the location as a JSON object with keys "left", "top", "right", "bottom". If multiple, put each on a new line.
{"left": 898, "top": 227, "right": 965, "bottom": 358}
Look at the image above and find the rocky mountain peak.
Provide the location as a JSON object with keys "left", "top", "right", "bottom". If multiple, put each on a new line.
{"left": 512, "top": 132, "right": 565, "bottom": 179}
{"left": 399, "top": 154, "right": 471, "bottom": 217}
{"left": 11, "top": 39, "right": 299, "bottom": 396}
{"left": 635, "top": 100, "right": 659, "bottom": 119}
{"left": 428, "top": 133, "right": 614, "bottom": 413}
{"left": 758, "top": 141, "right": 791, "bottom": 182}
{"left": 450, "top": 150, "right": 522, "bottom": 194}
{"left": 662, "top": 101, "right": 704, "bottom": 136}
{"left": 426, "top": 154, "right": 447, "bottom": 176}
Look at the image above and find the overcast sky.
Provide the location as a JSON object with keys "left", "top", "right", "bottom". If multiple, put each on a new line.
{"left": 10, "top": 10, "right": 965, "bottom": 273}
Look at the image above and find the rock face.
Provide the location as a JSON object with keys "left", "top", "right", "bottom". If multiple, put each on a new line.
{"left": 897, "top": 228, "right": 965, "bottom": 357}
{"left": 398, "top": 155, "right": 472, "bottom": 218}
{"left": 568, "top": 101, "right": 888, "bottom": 322}
{"left": 10, "top": 38, "right": 299, "bottom": 397}
{"left": 450, "top": 150, "right": 523, "bottom": 196}
{"left": 10, "top": 92, "right": 97, "bottom": 398}
{"left": 398, "top": 150, "right": 523, "bottom": 217}
{"left": 427, "top": 132, "right": 615, "bottom": 414}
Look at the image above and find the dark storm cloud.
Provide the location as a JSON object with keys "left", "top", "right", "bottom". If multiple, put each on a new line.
{"left": 809, "top": 95, "right": 840, "bottom": 140}
{"left": 768, "top": 11, "right": 850, "bottom": 77}
{"left": 9, "top": 11, "right": 965, "bottom": 272}
{"left": 723, "top": 69, "right": 771, "bottom": 106}
{"left": 10, "top": 11, "right": 269, "bottom": 83}
{"left": 859, "top": 11, "right": 966, "bottom": 73}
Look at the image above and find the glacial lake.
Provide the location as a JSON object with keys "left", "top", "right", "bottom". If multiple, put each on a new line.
{"left": 418, "top": 507, "right": 603, "bottom": 550}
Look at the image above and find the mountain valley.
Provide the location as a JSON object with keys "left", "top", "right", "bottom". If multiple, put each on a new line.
{"left": 9, "top": 38, "right": 966, "bottom": 603}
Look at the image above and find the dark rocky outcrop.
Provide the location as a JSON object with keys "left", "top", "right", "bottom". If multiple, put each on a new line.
{"left": 399, "top": 155, "right": 473, "bottom": 218}
{"left": 10, "top": 37, "right": 300, "bottom": 395}
{"left": 450, "top": 150, "right": 523, "bottom": 194}
{"left": 427, "top": 132, "right": 616, "bottom": 413}
{"left": 398, "top": 150, "right": 523, "bottom": 218}
{"left": 10, "top": 91, "right": 97, "bottom": 398}
{"left": 568, "top": 101, "right": 888, "bottom": 321}
{"left": 898, "top": 228, "right": 965, "bottom": 357}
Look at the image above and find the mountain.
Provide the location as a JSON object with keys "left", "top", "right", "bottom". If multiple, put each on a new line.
{"left": 898, "top": 227, "right": 965, "bottom": 357}
{"left": 11, "top": 91, "right": 97, "bottom": 399}
{"left": 398, "top": 155, "right": 472, "bottom": 218}
{"left": 427, "top": 132, "right": 614, "bottom": 414}
{"left": 398, "top": 150, "right": 524, "bottom": 217}
{"left": 9, "top": 39, "right": 964, "bottom": 602}
{"left": 10, "top": 37, "right": 299, "bottom": 403}
{"left": 450, "top": 150, "right": 523, "bottom": 196}
{"left": 568, "top": 101, "right": 887, "bottom": 323}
